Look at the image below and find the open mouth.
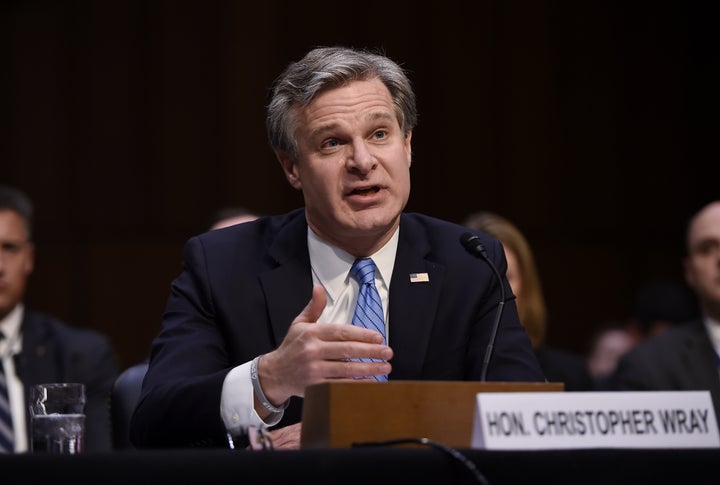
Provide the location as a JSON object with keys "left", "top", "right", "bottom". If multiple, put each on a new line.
{"left": 350, "top": 186, "right": 380, "bottom": 196}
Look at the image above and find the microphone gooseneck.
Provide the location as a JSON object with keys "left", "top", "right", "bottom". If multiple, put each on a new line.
{"left": 460, "top": 232, "right": 506, "bottom": 381}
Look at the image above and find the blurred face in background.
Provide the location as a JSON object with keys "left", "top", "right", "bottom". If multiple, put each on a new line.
{"left": 587, "top": 327, "right": 635, "bottom": 380}
{"left": 0, "top": 209, "right": 34, "bottom": 319}
{"left": 684, "top": 201, "right": 720, "bottom": 320}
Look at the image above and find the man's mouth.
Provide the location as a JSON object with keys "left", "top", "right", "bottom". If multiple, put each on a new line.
{"left": 350, "top": 186, "right": 380, "bottom": 196}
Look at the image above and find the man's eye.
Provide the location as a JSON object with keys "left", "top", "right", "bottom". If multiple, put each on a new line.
{"left": 1, "top": 243, "right": 22, "bottom": 253}
{"left": 693, "top": 240, "right": 720, "bottom": 256}
{"left": 324, "top": 139, "right": 339, "bottom": 148}
{"left": 373, "top": 131, "right": 387, "bottom": 140}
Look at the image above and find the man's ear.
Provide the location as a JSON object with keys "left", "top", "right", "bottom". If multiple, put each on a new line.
{"left": 24, "top": 241, "right": 35, "bottom": 275}
{"left": 404, "top": 130, "right": 413, "bottom": 167}
{"left": 276, "top": 150, "right": 302, "bottom": 190}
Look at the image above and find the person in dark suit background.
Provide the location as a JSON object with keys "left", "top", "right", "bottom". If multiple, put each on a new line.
{"left": 625, "top": 278, "right": 701, "bottom": 343}
{"left": 0, "top": 185, "right": 119, "bottom": 452}
{"left": 131, "top": 46, "right": 545, "bottom": 450}
{"left": 612, "top": 200, "right": 720, "bottom": 429}
{"left": 463, "top": 211, "right": 595, "bottom": 391}
{"left": 587, "top": 279, "right": 700, "bottom": 390}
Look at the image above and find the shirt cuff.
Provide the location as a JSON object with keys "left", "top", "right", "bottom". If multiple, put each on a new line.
{"left": 220, "top": 360, "right": 284, "bottom": 436}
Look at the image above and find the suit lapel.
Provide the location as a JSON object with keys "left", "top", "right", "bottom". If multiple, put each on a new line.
{"left": 257, "top": 211, "right": 447, "bottom": 376}
{"left": 388, "top": 216, "right": 445, "bottom": 378}
{"left": 259, "top": 211, "right": 314, "bottom": 347}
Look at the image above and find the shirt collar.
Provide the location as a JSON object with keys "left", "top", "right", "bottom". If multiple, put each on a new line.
{"left": 0, "top": 303, "right": 23, "bottom": 357}
{"left": 308, "top": 227, "right": 399, "bottom": 304}
{"left": 703, "top": 315, "right": 720, "bottom": 355}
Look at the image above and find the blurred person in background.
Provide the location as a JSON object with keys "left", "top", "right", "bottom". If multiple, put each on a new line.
{"left": 587, "top": 280, "right": 699, "bottom": 390}
{"left": 463, "top": 211, "right": 594, "bottom": 391}
{"left": 585, "top": 321, "right": 635, "bottom": 390}
{"left": 208, "top": 207, "right": 260, "bottom": 231}
{"left": 625, "top": 279, "right": 700, "bottom": 343}
{"left": 612, "top": 200, "right": 720, "bottom": 429}
{"left": 0, "top": 184, "right": 119, "bottom": 453}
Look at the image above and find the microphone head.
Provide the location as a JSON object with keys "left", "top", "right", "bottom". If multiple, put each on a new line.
{"left": 459, "top": 231, "right": 475, "bottom": 246}
{"left": 460, "top": 232, "right": 487, "bottom": 259}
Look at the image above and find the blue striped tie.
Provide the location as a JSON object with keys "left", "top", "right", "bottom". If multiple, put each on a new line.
{"left": 350, "top": 258, "right": 388, "bottom": 382}
{"left": 0, "top": 333, "right": 13, "bottom": 452}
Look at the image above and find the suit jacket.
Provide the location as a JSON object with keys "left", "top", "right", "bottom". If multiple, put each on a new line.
{"left": 131, "top": 209, "right": 545, "bottom": 448}
{"left": 612, "top": 319, "right": 720, "bottom": 430}
{"left": 17, "top": 308, "right": 119, "bottom": 451}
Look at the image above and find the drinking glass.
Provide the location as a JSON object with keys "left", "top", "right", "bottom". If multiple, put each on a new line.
{"left": 29, "top": 383, "right": 86, "bottom": 454}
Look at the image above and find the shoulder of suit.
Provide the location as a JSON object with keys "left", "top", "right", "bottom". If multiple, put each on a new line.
{"left": 629, "top": 319, "right": 708, "bottom": 355}
{"left": 23, "top": 308, "right": 112, "bottom": 343}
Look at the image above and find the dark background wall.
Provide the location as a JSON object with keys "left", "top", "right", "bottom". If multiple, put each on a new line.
{"left": 2, "top": 0, "right": 718, "bottom": 371}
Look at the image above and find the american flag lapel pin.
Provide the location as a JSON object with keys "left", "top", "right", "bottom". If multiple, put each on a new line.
{"left": 409, "top": 272, "right": 429, "bottom": 283}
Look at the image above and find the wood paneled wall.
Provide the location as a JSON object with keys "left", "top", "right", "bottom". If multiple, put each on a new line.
{"left": 2, "top": 1, "right": 717, "bottom": 369}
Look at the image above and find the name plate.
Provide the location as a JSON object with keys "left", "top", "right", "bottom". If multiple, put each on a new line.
{"left": 471, "top": 391, "right": 720, "bottom": 449}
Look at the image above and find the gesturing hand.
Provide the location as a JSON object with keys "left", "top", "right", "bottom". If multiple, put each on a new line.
{"left": 256, "top": 285, "right": 393, "bottom": 407}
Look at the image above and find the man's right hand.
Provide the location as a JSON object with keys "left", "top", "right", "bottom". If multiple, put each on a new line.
{"left": 255, "top": 284, "right": 393, "bottom": 411}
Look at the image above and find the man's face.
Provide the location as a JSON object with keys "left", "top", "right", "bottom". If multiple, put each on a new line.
{"left": 276, "top": 78, "right": 412, "bottom": 256}
{"left": 0, "top": 209, "right": 34, "bottom": 319}
{"left": 684, "top": 202, "right": 720, "bottom": 319}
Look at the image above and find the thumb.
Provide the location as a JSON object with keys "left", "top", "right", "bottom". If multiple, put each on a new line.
{"left": 291, "top": 284, "right": 327, "bottom": 325}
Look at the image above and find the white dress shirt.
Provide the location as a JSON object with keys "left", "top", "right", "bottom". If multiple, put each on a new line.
{"left": 220, "top": 226, "right": 398, "bottom": 437}
{"left": 0, "top": 304, "right": 28, "bottom": 452}
{"left": 704, "top": 316, "right": 720, "bottom": 380}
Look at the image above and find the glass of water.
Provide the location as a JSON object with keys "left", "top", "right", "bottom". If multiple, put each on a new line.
{"left": 29, "top": 383, "right": 86, "bottom": 454}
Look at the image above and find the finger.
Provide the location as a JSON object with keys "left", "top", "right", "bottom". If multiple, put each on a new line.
{"left": 313, "top": 321, "right": 387, "bottom": 344}
{"left": 323, "top": 360, "right": 392, "bottom": 379}
{"left": 319, "top": 341, "right": 393, "bottom": 361}
{"left": 267, "top": 423, "right": 302, "bottom": 450}
{"left": 291, "top": 284, "right": 327, "bottom": 325}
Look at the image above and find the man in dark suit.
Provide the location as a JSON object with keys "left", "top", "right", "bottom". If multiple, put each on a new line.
{"left": 130, "top": 46, "right": 545, "bottom": 450}
{"left": 613, "top": 200, "right": 720, "bottom": 429}
{"left": 0, "top": 185, "right": 119, "bottom": 452}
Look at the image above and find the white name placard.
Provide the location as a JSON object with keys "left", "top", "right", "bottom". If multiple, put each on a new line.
{"left": 472, "top": 391, "right": 720, "bottom": 449}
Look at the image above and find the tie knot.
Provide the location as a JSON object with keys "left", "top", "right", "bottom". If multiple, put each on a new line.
{"left": 350, "top": 258, "right": 376, "bottom": 286}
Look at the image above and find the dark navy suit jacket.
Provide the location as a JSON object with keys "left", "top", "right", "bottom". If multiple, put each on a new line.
{"left": 131, "top": 209, "right": 545, "bottom": 447}
{"left": 17, "top": 308, "right": 119, "bottom": 451}
{"left": 612, "top": 318, "right": 720, "bottom": 430}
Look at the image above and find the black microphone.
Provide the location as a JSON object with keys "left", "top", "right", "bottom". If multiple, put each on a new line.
{"left": 460, "top": 232, "right": 505, "bottom": 381}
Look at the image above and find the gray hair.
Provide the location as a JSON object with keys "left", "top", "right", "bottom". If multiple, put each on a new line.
{"left": 266, "top": 46, "right": 418, "bottom": 158}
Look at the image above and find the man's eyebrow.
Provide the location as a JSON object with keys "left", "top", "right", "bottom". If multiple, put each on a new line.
{"left": 367, "top": 111, "right": 395, "bottom": 123}
{"left": 308, "top": 122, "right": 340, "bottom": 140}
{"left": 689, "top": 237, "right": 716, "bottom": 257}
{"left": 309, "top": 111, "right": 396, "bottom": 139}
{"left": 692, "top": 236, "right": 720, "bottom": 248}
